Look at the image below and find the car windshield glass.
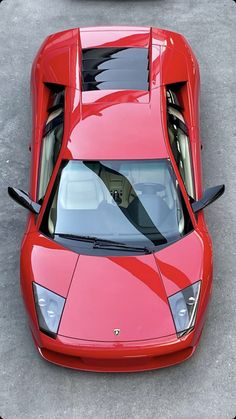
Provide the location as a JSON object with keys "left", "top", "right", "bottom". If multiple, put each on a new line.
{"left": 40, "top": 159, "right": 193, "bottom": 249}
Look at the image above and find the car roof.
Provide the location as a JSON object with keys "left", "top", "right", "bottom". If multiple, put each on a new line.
{"left": 34, "top": 26, "right": 194, "bottom": 160}
{"left": 63, "top": 87, "right": 168, "bottom": 160}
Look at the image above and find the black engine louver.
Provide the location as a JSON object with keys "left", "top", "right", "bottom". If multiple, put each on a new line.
{"left": 82, "top": 47, "right": 149, "bottom": 91}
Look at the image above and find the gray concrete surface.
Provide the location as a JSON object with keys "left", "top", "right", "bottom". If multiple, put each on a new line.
{"left": 0, "top": 1, "right": 235, "bottom": 418}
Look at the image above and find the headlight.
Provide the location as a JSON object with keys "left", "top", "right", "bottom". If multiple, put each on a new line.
{"left": 33, "top": 283, "right": 65, "bottom": 338}
{"left": 168, "top": 281, "right": 201, "bottom": 338}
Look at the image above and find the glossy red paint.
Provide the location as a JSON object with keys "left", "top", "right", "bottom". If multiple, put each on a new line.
{"left": 59, "top": 253, "right": 175, "bottom": 341}
{"left": 17, "top": 26, "right": 216, "bottom": 372}
{"left": 36, "top": 333, "right": 196, "bottom": 372}
{"left": 66, "top": 88, "right": 168, "bottom": 161}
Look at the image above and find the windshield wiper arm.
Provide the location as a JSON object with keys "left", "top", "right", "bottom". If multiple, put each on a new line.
{"left": 56, "top": 234, "right": 152, "bottom": 253}
{"left": 55, "top": 233, "right": 126, "bottom": 246}
{"left": 56, "top": 233, "right": 97, "bottom": 242}
{"left": 93, "top": 241, "right": 152, "bottom": 254}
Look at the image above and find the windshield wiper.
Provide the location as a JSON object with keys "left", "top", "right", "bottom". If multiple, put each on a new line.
{"left": 55, "top": 233, "right": 125, "bottom": 246}
{"left": 93, "top": 241, "right": 152, "bottom": 254}
{"left": 56, "top": 233, "right": 95, "bottom": 242}
{"left": 55, "top": 233, "right": 152, "bottom": 254}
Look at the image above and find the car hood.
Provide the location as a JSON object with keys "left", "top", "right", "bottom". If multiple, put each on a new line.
{"left": 21, "top": 233, "right": 79, "bottom": 297}
{"left": 58, "top": 253, "right": 175, "bottom": 341}
{"left": 24, "top": 231, "right": 206, "bottom": 342}
{"left": 58, "top": 231, "right": 205, "bottom": 341}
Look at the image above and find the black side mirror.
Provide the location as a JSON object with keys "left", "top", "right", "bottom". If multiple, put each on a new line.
{"left": 192, "top": 185, "right": 225, "bottom": 213}
{"left": 8, "top": 187, "right": 41, "bottom": 214}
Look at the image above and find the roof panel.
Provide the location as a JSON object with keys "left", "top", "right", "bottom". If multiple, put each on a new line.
{"left": 65, "top": 86, "right": 168, "bottom": 160}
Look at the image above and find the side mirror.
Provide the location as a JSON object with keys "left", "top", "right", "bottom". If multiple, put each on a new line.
{"left": 191, "top": 184, "right": 225, "bottom": 213}
{"left": 8, "top": 187, "right": 41, "bottom": 214}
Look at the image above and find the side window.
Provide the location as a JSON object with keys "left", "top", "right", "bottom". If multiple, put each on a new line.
{"left": 167, "top": 91, "right": 195, "bottom": 199}
{"left": 38, "top": 90, "right": 64, "bottom": 202}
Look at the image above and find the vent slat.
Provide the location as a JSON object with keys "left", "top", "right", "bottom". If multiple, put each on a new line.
{"left": 83, "top": 81, "right": 149, "bottom": 91}
{"left": 82, "top": 58, "right": 149, "bottom": 71}
{"left": 82, "top": 47, "right": 148, "bottom": 60}
{"left": 82, "top": 47, "right": 149, "bottom": 92}
{"left": 82, "top": 69, "right": 148, "bottom": 83}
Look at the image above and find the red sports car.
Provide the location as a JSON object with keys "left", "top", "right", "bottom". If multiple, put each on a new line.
{"left": 8, "top": 26, "right": 225, "bottom": 372}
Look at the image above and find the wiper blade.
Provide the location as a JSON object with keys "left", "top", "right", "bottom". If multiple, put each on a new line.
{"left": 56, "top": 234, "right": 152, "bottom": 254}
{"left": 56, "top": 233, "right": 97, "bottom": 242}
{"left": 93, "top": 242, "right": 152, "bottom": 254}
{"left": 55, "top": 233, "right": 125, "bottom": 246}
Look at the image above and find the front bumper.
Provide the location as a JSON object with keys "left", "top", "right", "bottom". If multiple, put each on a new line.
{"left": 32, "top": 329, "right": 201, "bottom": 372}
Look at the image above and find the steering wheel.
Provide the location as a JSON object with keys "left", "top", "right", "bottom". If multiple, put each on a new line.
{"left": 133, "top": 182, "right": 166, "bottom": 194}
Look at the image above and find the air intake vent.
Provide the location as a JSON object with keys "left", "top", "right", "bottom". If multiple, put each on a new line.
{"left": 82, "top": 47, "right": 149, "bottom": 91}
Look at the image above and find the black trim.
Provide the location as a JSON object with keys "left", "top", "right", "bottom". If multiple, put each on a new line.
{"left": 82, "top": 47, "right": 148, "bottom": 60}
{"left": 46, "top": 86, "right": 64, "bottom": 113}
{"left": 82, "top": 57, "right": 149, "bottom": 71}
{"left": 82, "top": 47, "right": 149, "bottom": 92}
{"left": 192, "top": 185, "right": 225, "bottom": 213}
{"left": 82, "top": 69, "right": 148, "bottom": 83}
{"left": 167, "top": 102, "right": 183, "bottom": 112}
{"left": 47, "top": 103, "right": 63, "bottom": 113}
{"left": 43, "top": 112, "right": 64, "bottom": 137}
{"left": 83, "top": 81, "right": 149, "bottom": 91}
{"left": 168, "top": 113, "right": 189, "bottom": 136}
{"left": 8, "top": 187, "right": 41, "bottom": 214}
{"left": 178, "top": 119, "right": 189, "bottom": 136}
{"left": 44, "top": 82, "right": 64, "bottom": 93}
{"left": 167, "top": 81, "right": 186, "bottom": 93}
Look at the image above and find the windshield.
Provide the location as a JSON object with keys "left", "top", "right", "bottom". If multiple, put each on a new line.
{"left": 40, "top": 159, "right": 193, "bottom": 252}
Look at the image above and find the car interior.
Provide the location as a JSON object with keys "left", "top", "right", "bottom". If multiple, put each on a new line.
{"left": 46, "top": 160, "right": 186, "bottom": 243}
